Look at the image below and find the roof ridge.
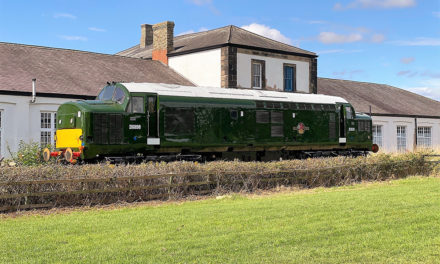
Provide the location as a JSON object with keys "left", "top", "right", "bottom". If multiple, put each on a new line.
{"left": 233, "top": 25, "right": 316, "bottom": 55}
{"left": 0, "top": 41, "right": 156, "bottom": 62}
{"left": 227, "top": 25, "right": 233, "bottom": 43}
{"left": 174, "top": 25, "right": 231, "bottom": 40}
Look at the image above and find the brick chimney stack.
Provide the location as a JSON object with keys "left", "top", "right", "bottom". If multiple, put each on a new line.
{"left": 152, "top": 21, "right": 174, "bottom": 65}
{"left": 140, "top": 24, "right": 153, "bottom": 48}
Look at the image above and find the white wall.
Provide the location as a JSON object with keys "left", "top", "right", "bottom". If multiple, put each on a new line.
{"left": 372, "top": 115, "right": 440, "bottom": 152}
{"left": 236, "top": 52, "right": 310, "bottom": 92}
{"left": 169, "top": 48, "right": 221, "bottom": 87}
{"left": 0, "top": 94, "right": 73, "bottom": 158}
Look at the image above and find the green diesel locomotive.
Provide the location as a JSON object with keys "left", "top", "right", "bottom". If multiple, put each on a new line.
{"left": 43, "top": 82, "right": 378, "bottom": 163}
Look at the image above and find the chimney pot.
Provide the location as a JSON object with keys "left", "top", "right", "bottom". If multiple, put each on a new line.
{"left": 140, "top": 24, "right": 153, "bottom": 48}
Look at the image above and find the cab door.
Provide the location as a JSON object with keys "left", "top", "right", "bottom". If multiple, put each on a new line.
{"left": 127, "top": 95, "right": 147, "bottom": 145}
{"left": 146, "top": 94, "right": 160, "bottom": 145}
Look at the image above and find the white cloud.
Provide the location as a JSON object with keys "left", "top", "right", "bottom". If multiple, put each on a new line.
{"left": 88, "top": 27, "right": 106, "bottom": 32}
{"left": 53, "top": 13, "right": 76, "bottom": 19}
{"left": 334, "top": 0, "right": 416, "bottom": 10}
{"left": 406, "top": 79, "right": 440, "bottom": 101}
{"left": 390, "top": 37, "right": 440, "bottom": 46}
{"left": 176, "top": 27, "right": 209, "bottom": 36}
{"left": 317, "top": 49, "right": 363, "bottom": 54}
{"left": 318, "top": 32, "right": 363, "bottom": 44}
{"left": 59, "top": 35, "right": 87, "bottom": 41}
{"left": 400, "top": 57, "right": 415, "bottom": 64}
{"left": 433, "top": 12, "right": 440, "bottom": 18}
{"left": 371, "top": 33, "right": 385, "bottom": 43}
{"left": 241, "top": 23, "right": 292, "bottom": 45}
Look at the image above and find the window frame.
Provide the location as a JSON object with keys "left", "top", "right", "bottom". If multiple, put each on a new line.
{"left": 372, "top": 124, "right": 383, "bottom": 148}
{"left": 251, "top": 59, "right": 265, "bottom": 89}
{"left": 396, "top": 125, "right": 406, "bottom": 152}
{"left": 40, "top": 112, "right": 57, "bottom": 147}
{"left": 283, "top": 63, "right": 296, "bottom": 92}
{"left": 417, "top": 126, "right": 432, "bottom": 148}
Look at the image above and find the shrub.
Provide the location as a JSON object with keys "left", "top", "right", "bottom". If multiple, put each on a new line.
{"left": 0, "top": 152, "right": 436, "bottom": 211}
{"left": 7, "top": 141, "right": 45, "bottom": 166}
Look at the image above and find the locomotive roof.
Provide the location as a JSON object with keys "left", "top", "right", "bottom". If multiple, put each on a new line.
{"left": 120, "top": 83, "right": 348, "bottom": 105}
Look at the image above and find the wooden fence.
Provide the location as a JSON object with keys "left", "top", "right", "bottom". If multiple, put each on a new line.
{"left": 0, "top": 157, "right": 437, "bottom": 212}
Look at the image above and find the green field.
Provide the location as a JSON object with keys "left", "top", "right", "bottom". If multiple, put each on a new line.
{"left": 1, "top": 176, "right": 439, "bottom": 263}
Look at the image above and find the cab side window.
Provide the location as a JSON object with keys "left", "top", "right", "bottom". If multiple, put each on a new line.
{"left": 345, "top": 106, "right": 353, "bottom": 119}
{"left": 148, "top": 97, "right": 156, "bottom": 113}
{"left": 130, "top": 96, "right": 144, "bottom": 113}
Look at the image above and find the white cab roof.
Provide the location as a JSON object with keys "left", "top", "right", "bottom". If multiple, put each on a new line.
{"left": 121, "top": 82, "right": 348, "bottom": 105}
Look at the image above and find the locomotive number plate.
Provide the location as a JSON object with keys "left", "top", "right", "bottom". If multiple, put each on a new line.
{"left": 129, "top": 124, "right": 141, "bottom": 130}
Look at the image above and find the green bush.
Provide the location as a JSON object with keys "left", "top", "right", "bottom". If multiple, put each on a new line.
{"left": 8, "top": 141, "right": 44, "bottom": 166}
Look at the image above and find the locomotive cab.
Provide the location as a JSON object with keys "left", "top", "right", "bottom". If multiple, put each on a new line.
{"left": 43, "top": 84, "right": 132, "bottom": 163}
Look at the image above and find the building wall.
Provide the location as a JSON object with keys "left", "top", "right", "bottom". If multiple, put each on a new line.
{"left": 236, "top": 51, "right": 310, "bottom": 93}
{"left": 168, "top": 48, "right": 221, "bottom": 87}
{"left": 372, "top": 115, "right": 440, "bottom": 152}
{"left": 0, "top": 94, "right": 74, "bottom": 158}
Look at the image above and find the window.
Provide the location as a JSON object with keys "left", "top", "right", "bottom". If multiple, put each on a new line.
{"left": 97, "top": 86, "right": 115, "bottom": 101}
{"left": 372, "top": 125, "right": 383, "bottom": 147}
{"left": 283, "top": 64, "right": 296, "bottom": 92}
{"left": 148, "top": 97, "right": 156, "bottom": 113}
{"left": 397, "top": 126, "right": 406, "bottom": 151}
{"left": 417, "top": 126, "right": 432, "bottom": 148}
{"left": 251, "top": 60, "right": 265, "bottom": 89}
{"left": 230, "top": 110, "right": 238, "bottom": 120}
{"left": 130, "top": 96, "right": 144, "bottom": 113}
{"left": 345, "top": 106, "right": 353, "bottom": 119}
{"left": 113, "top": 87, "right": 125, "bottom": 104}
{"left": 40, "top": 112, "right": 57, "bottom": 147}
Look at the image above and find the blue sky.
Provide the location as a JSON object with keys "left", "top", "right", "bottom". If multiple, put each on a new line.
{"left": 1, "top": 0, "right": 439, "bottom": 99}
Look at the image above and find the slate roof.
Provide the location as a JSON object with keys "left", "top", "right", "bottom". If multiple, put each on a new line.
{"left": 117, "top": 25, "right": 316, "bottom": 59}
{"left": 318, "top": 77, "right": 440, "bottom": 117}
{"left": 0, "top": 42, "right": 193, "bottom": 98}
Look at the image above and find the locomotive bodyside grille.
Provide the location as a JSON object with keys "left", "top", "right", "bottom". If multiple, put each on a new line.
{"left": 109, "top": 114, "right": 123, "bottom": 144}
{"left": 93, "top": 113, "right": 108, "bottom": 144}
{"left": 93, "top": 113, "right": 124, "bottom": 144}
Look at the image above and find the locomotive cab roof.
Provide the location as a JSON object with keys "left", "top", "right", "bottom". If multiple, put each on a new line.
{"left": 116, "top": 82, "right": 348, "bottom": 105}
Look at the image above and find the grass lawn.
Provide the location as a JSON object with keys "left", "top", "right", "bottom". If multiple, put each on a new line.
{"left": 1, "top": 176, "right": 439, "bottom": 263}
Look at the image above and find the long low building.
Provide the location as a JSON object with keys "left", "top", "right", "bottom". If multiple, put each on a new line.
{"left": 318, "top": 77, "right": 440, "bottom": 152}
{"left": 0, "top": 42, "right": 193, "bottom": 158}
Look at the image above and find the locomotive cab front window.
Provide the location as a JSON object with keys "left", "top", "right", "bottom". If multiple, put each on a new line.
{"left": 113, "top": 87, "right": 126, "bottom": 104}
{"left": 97, "top": 86, "right": 115, "bottom": 101}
